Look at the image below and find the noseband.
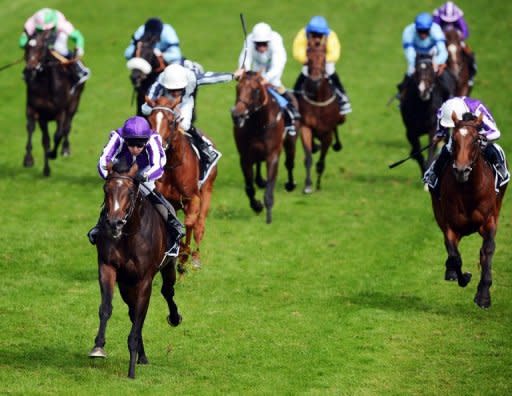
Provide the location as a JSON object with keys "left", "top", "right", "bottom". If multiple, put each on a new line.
{"left": 105, "top": 175, "right": 140, "bottom": 230}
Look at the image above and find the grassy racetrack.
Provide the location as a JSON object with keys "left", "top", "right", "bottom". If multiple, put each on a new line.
{"left": 1, "top": 0, "right": 512, "bottom": 394}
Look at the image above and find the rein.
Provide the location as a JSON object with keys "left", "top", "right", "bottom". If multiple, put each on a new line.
{"left": 301, "top": 91, "right": 337, "bottom": 107}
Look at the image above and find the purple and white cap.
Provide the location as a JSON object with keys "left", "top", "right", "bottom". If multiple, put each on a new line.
{"left": 118, "top": 116, "right": 153, "bottom": 139}
{"left": 439, "top": 1, "right": 464, "bottom": 23}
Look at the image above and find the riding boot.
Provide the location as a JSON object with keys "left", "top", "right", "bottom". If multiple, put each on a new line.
{"left": 423, "top": 145, "right": 451, "bottom": 188}
{"left": 87, "top": 207, "right": 106, "bottom": 245}
{"left": 484, "top": 144, "right": 509, "bottom": 181}
{"left": 282, "top": 91, "right": 301, "bottom": 119}
{"left": 73, "top": 60, "right": 90, "bottom": 85}
{"left": 188, "top": 127, "right": 221, "bottom": 183}
{"left": 329, "top": 73, "right": 352, "bottom": 115}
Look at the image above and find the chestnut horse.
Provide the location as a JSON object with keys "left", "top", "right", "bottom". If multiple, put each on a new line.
{"left": 126, "top": 34, "right": 166, "bottom": 116}
{"left": 88, "top": 161, "right": 182, "bottom": 378}
{"left": 429, "top": 113, "right": 507, "bottom": 308}
{"left": 231, "top": 71, "right": 297, "bottom": 224}
{"left": 146, "top": 96, "right": 217, "bottom": 271}
{"left": 23, "top": 29, "right": 85, "bottom": 176}
{"left": 445, "top": 29, "right": 471, "bottom": 96}
{"left": 296, "top": 36, "right": 344, "bottom": 193}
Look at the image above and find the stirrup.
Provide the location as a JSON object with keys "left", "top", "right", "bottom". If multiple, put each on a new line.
{"left": 165, "top": 241, "right": 180, "bottom": 257}
{"left": 284, "top": 125, "right": 296, "bottom": 136}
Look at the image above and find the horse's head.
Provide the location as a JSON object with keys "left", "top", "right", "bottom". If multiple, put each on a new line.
{"left": 103, "top": 161, "right": 140, "bottom": 239}
{"left": 24, "top": 30, "right": 53, "bottom": 80}
{"left": 413, "top": 55, "right": 436, "bottom": 101}
{"left": 127, "top": 34, "right": 164, "bottom": 89}
{"left": 231, "top": 70, "right": 269, "bottom": 128}
{"left": 306, "top": 36, "right": 327, "bottom": 82}
{"left": 450, "top": 112, "right": 484, "bottom": 183}
{"left": 146, "top": 96, "right": 180, "bottom": 150}
{"left": 444, "top": 29, "right": 463, "bottom": 79}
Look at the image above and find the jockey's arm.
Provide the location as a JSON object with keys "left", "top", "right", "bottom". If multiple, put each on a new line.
{"left": 19, "top": 31, "right": 29, "bottom": 48}
{"left": 402, "top": 25, "right": 416, "bottom": 75}
{"left": 457, "top": 18, "right": 470, "bottom": 41}
{"left": 264, "top": 37, "right": 286, "bottom": 84}
{"left": 143, "top": 135, "right": 166, "bottom": 181}
{"left": 160, "top": 25, "right": 182, "bottom": 64}
{"left": 98, "top": 132, "right": 123, "bottom": 179}
{"left": 141, "top": 81, "right": 165, "bottom": 115}
{"left": 431, "top": 25, "right": 448, "bottom": 66}
{"left": 326, "top": 31, "right": 341, "bottom": 63}
{"left": 196, "top": 71, "right": 236, "bottom": 86}
{"left": 124, "top": 26, "right": 144, "bottom": 60}
{"left": 292, "top": 29, "right": 307, "bottom": 64}
{"left": 69, "top": 29, "right": 85, "bottom": 56}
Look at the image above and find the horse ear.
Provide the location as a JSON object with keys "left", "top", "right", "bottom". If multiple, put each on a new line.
{"left": 145, "top": 96, "right": 156, "bottom": 107}
{"left": 128, "top": 162, "right": 139, "bottom": 178}
{"left": 476, "top": 112, "right": 484, "bottom": 125}
{"left": 451, "top": 111, "right": 459, "bottom": 125}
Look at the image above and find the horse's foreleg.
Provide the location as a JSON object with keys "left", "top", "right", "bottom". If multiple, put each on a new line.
{"left": 39, "top": 119, "right": 51, "bottom": 177}
{"left": 192, "top": 177, "right": 216, "bottom": 268}
{"left": 300, "top": 126, "right": 314, "bottom": 194}
{"left": 283, "top": 133, "right": 297, "bottom": 192}
{"left": 161, "top": 261, "right": 182, "bottom": 326}
{"left": 89, "top": 263, "right": 116, "bottom": 359}
{"left": 406, "top": 129, "right": 426, "bottom": 177}
{"left": 444, "top": 229, "right": 472, "bottom": 287}
{"left": 475, "top": 220, "right": 497, "bottom": 308}
{"left": 179, "top": 196, "right": 200, "bottom": 269}
{"left": 126, "top": 280, "right": 152, "bottom": 379}
{"left": 60, "top": 116, "right": 72, "bottom": 157}
{"left": 316, "top": 133, "right": 333, "bottom": 190}
{"left": 241, "top": 159, "right": 263, "bottom": 213}
{"left": 255, "top": 161, "right": 267, "bottom": 188}
{"left": 264, "top": 154, "right": 279, "bottom": 224}
{"left": 332, "top": 127, "right": 343, "bottom": 152}
{"left": 47, "top": 114, "right": 66, "bottom": 160}
{"left": 24, "top": 109, "right": 36, "bottom": 168}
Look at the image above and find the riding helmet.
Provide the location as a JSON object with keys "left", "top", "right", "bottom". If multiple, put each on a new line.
{"left": 415, "top": 12, "right": 433, "bottom": 31}
{"left": 120, "top": 116, "right": 153, "bottom": 139}
{"left": 144, "top": 18, "right": 164, "bottom": 37}
{"left": 306, "top": 16, "right": 330, "bottom": 35}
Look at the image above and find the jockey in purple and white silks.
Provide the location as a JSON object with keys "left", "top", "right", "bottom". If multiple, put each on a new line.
{"left": 142, "top": 64, "right": 243, "bottom": 184}
{"left": 397, "top": 12, "right": 455, "bottom": 101}
{"left": 423, "top": 97, "right": 510, "bottom": 190}
{"left": 88, "top": 116, "right": 183, "bottom": 256}
{"left": 19, "top": 8, "right": 90, "bottom": 86}
{"left": 432, "top": 1, "right": 477, "bottom": 86}
{"left": 238, "top": 22, "right": 300, "bottom": 135}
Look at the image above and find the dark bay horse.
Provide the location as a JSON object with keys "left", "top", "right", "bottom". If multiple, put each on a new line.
{"left": 126, "top": 34, "right": 166, "bottom": 116}
{"left": 429, "top": 113, "right": 507, "bottom": 308}
{"left": 231, "top": 71, "right": 297, "bottom": 224}
{"left": 146, "top": 96, "right": 217, "bottom": 271}
{"left": 445, "top": 29, "right": 471, "bottom": 96}
{"left": 399, "top": 55, "right": 444, "bottom": 177}
{"left": 88, "top": 161, "right": 182, "bottom": 378}
{"left": 297, "top": 36, "right": 344, "bottom": 193}
{"left": 23, "top": 29, "right": 85, "bottom": 176}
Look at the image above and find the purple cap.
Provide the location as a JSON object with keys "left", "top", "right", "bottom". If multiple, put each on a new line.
{"left": 119, "top": 116, "right": 152, "bottom": 139}
{"left": 439, "top": 2, "right": 464, "bottom": 23}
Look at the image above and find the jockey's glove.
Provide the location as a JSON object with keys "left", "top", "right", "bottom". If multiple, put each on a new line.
{"left": 134, "top": 172, "right": 147, "bottom": 184}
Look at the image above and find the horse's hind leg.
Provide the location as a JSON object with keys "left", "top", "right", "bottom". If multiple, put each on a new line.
{"left": 444, "top": 230, "right": 472, "bottom": 287}
{"left": 161, "top": 261, "right": 182, "bottom": 326}
{"left": 39, "top": 119, "right": 51, "bottom": 176}
{"left": 24, "top": 108, "right": 36, "bottom": 167}
{"left": 255, "top": 162, "right": 267, "bottom": 188}
{"left": 332, "top": 127, "right": 343, "bottom": 152}
{"left": 60, "top": 116, "right": 72, "bottom": 157}
{"left": 241, "top": 159, "right": 263, "bottom": 213}
{"left": 89, "top": 263, "right": 117, "bottom": 359}
{"left": 300, "top": 126, "right": 314, "bottom": 194}
{"left": 264, "top": 154, "right": 279, "bottom": 224}
{"left": 192, "top": 175, "right": 216, "bottom": 268}
{"left": 47, "top": 113, "right": 66, "bottom": 160}
{"left": 475, "top": 221, "right": 497, "bottom": 308}
{"left": 315, "top": 134, "right": 333, "bottom": 190}
{"left": 283, "top": 133, "right": 297, "bottom": 192}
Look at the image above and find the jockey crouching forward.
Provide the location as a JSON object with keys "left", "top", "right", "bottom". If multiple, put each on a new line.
{"left": 142, "top": 64, "right": 243, "bottom": 184}
{"left": 19, "top": 8, "right": 90, "bottom": 87}
{"left": 238, "top": 22, "right": 300, "bottom": 136}
{"left": 87, "top": 116, "right": 184, "bottom": 257}
{"left": 398, "top": 12, "right": 454, "bottom": 101}
{"left": 423, "top": 97, "right": 510, "bottom": 192}
{"left": 292, "top": 16, "right": 352, "bottom": 116}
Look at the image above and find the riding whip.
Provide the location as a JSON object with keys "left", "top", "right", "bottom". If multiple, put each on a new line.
{"left": 388, "top": 143, "right": 431, "bottom": 169}
{"left": 0, "top": 57, "right": 24, "bottom": 72}
{"left": 240, "top": 13, "right": 248, "bottom": 68}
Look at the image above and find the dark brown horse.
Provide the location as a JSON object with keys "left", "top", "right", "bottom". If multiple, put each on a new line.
{"left": 127, "top": 34, "right": 166, "bottom": 116}
{"left": 445, "top": 29, "right": 471, "bottom": 96}
{"left": 399, "top": 55, "right": 444, "bottom": 177}
{"left": 231, "top": 70, "right": 297, "bottom": 224}
{"left": 429, "top": 113, "right": 507, "bottom": 308}
{"left": 146, "top": 96, "right": 217, "bottom": 271}
{"left": 88, "top": 161, "right": 182, "bottom": 378}
{"left": 23, "top": 29, "right": 85, "bottom": 176}
{"left": 297, "top": 36, "right": 344, "bottom": 193}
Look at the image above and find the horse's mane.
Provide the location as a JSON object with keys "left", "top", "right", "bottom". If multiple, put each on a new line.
{"left": 112, "top": 158, "right": 132, "bottom": 174}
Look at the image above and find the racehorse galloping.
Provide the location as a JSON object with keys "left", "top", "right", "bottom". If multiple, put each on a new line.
{"left": 297, "top": 36, "right": 344, "bottom": 193}
{"left": 429, "top": 113, "right": 507, "bottom": 308}
{"left": 88, "top": 161, "right": 182, "bottom": 378}
{"left": 147, "top": 96, "right": 217, "bottom": 271}
{"left": 126, "top": 34, "right": 166, "bottom": 116}
{"left": 445, "top": 29, "right": 471, "bottom": 96}
{"left": 23, "top": 29, "right": 85, "bottom": 176}
{"left": 231, "top": 71, "right": 297, "bottom": 224}
{"left": 399, "top": 55, "right": 443, "bottom": 177}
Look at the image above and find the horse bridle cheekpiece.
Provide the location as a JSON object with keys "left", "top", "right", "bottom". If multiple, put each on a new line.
{"left": 151, "top": 106, "right": 179, "bottom": 150}
{"left": 105, "top": 174, "right": 140, "bottom": 237}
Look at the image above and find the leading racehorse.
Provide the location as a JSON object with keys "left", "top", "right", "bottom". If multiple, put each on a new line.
{"left": 146, "top": 96, "right": 217, "bottom": 271}
{"left": 88, "top": 161, "right": 182, "bottom": 378}
{"left": 296, "top": 36, "right": 344, "bottom": 193}
{"left": 23, "top": 29, "right": 85, "bottom": 176}
{"left": 429, "top": 113, "right": 507, "bottom": 308}
{"left": 231, "top": 70, "right": 297, "bottom": 224}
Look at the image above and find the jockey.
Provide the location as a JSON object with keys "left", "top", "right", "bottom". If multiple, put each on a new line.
{"left": 423, "top": 97, "right": 510, "bottom": 190}
{"left": 238, "top": 22, "right": 300, "bottom": 135}
{"left": 87, "top": 116, "right": 184, "bottom": 257}
{"left": 432, "top": 1, "right": 477, "bottom": 86}
{"left": 397, "top": 12, "right": 454, "bottom": 101}
{"left": 292, "top": 16, "right": 352, "bottom": 115}
{"left": 19, "top": 8, "right": 90, "bottom": 86}
{"left": 142, "top": 64, "right": 244, "bottom": 184}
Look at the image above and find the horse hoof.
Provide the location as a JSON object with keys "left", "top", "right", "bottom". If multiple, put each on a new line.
{"left": 284, "top": 182, "right": 296, "bottom": 192}
{"left": 474, "top": 294, "right": 491, "bottom": 309}
{"left": 47, "top": 151, "right": 57, "bottom": 160}
{"left": 256, "top": 179, "right": 267, "bottom": 188}
{"left": 251, "top": 201, "right": 264, "bottom": 213}
{"left": 458, "top": 272, "right": 472, "bottom": 288}
{"left": 23, "top": 156, "right": 34, "bottom": 167}
{"left": 88, "top": 347, "right": 107, "bottom": 358}
{"left": 332, "top": 142, "right": 343, "bottom": 152}
{"left": 137, "top": 355, "right": 149, "bottom": 364}
{"left": 167, "top": 314, "right": 182, "bottom": 327}
{"left": 303, "top": 186, "right": 313, "bottom": 194}
{"left": 62, "top": 149, "right": 70, "bottom": 157}
{"left": 444, "top": 269, "right": 458, "bottom": 281}
{"left": 43, "top": 168, "right": 50, "bottom": 177}
{"left": 191, "top": 257, "right": 202, "bottom": 270}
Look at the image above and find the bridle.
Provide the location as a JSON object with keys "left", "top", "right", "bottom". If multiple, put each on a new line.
{"left": 414, "top": 57, "right": 436, "bottom": 101}
{"left": 104, "top": 174, "right": 140, "bottom": 233}
{"left": 301, "top": 45, "right": 336, "bottom": 107}
{"left": 150, "top": 105, "right": 180, "bottom": 150}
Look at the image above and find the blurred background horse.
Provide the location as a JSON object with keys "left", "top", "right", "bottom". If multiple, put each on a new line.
{"left": 445, "top": 29, "right": 471, "bottom": 96}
